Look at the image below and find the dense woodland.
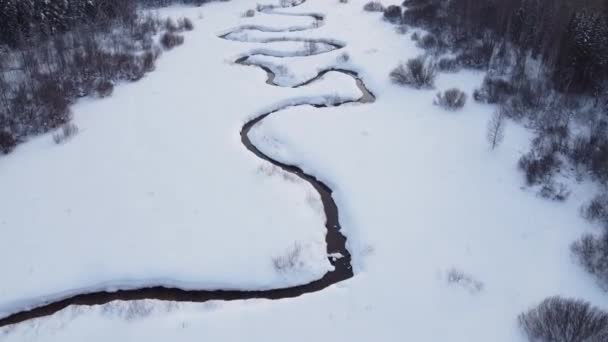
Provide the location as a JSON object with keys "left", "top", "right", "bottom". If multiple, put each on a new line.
{"left": 0, "top": 0, "right": 199, "bottom": 153}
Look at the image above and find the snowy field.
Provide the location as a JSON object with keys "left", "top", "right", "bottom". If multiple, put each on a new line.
{"left": 2, "top": 0, "right": 607, "bottom": 341}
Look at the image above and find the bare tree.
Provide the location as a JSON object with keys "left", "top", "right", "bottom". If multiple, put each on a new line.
{"left": 487, "top": 109, "right": 505, "bottom": 150}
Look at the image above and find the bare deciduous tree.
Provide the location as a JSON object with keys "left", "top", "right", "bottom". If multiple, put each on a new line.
{"left": 487, "top": 109, "right": 505, "bottom": 150}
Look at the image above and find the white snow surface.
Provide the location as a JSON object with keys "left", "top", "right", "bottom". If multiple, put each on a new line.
{"left": 2, "top": 0, "right": 608, "bottom": 341}
{"left": 0, "top": 1, "right": 364, "bottom": 319}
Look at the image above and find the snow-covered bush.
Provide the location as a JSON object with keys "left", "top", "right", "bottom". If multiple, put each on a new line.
{"left": 337, "top": 52, "right": 350, "bottom": 63}
{"left": 456, "top": 40, "right": 494, "bottom": 69}
{"left": 434, "top": 88, "right": 467, "bottom": 110}
{"left": 417, "top": 33, "right": 438, "bottom": 50}
{"left": 383, "top": 5, "right": 402, "bottom": 23}
{"left": 304, "top": 41, "right": 319, "bottom": 55}
{"left": 437, "top": 57, "right": 460, "bottom": 72}
{"left": 395, "top": 24, "right": 408, "bottom": 35}
{"left": 272, "top": 243, "right": 304, "bottom": 273}
{"left": 518, "top": 150, "right": 560, "bottom": 186}
{"left": 52, "top": 123, "right": 79, "bottom": 145}
{"left": 178, "top": 18, "right": 194, "bottom": 31}
{"left": 446, "top": 268, "right": 483, "bottom": 294}
{"left": 390, "top": 55, "right": 436, "bottom": 89}
{"left": 164, "top": 18, "right": 179, "bottom": 32}
{"left": 473, "top": 76, "right": 515, "bottom": 104}
{"left": 243, "top": 9, "right": 256, "bottom": 17}
{"left": 96, "top": 80, "right": 114, "bottom": 98}
{"left": 571, "top": 230, "right": 608, "bottom": 289}
{"left": 161, "top": 32, "right": 184, "bottom": 50}
{"left": 569, "top": 127, "right": 608, "bottom": 185}
{"left": 538, "top": 181, "right": 570, "bottom": 202}
{"left": 582, "top": 193, "right": 608, "bottom": 226}
{"left": 0, "top": 131, "right": 17, "bottom": 155}
{"left": 518, "top": 296, "right": 608, "bottom": 342}
{"left": 363, "top": 1, "right": 385, "bottom": 12}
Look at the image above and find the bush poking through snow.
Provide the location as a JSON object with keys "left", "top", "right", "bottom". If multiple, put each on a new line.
{"left": 160, "top": 32, "right": 184, "bottom": 50}
{"left": 518, "top": 296, "right": 608, "bottom": 342}
{"left": 438, "top": 57, "right": 460, "bottom": 72}
{"left": 337, "top": 52, "right": 350, "bottom": 63}
{"left": 243, "top": 9, "right": 256, "bottom": 17}
{"left": 0, "top": 131, "right": 17, "bottom": 155}
{"left": 390, "top": 55, "right": 437, "bottom": 89}
{"left": 395, "top": 24, "right": 408, "bottom": 35}
{"left": 487, "top": 110, "right": 505, "bottom": 150}
{"left": 96, "top": 80, "right": 114, "bottom": 98}
{"left": 304, "top": 41, "right": 319, "bottom": 55}
{"left": 179, "top": 18, "right": 194, "bottom": 31}
{"left": 538, "top": 181, "right": 570, "bottom": 202}
{"left": 272, "top": 242, "right": 304, "bottom": 273}
{"left": 473, "top": 76, "right": 515, "bottom": 104}
{"left": 164, "top": 18, "right": 178, "bottom": 33}
{"left": 582, "top": 193, "right": 608, "bottom": 226}
{"left": 571, "top": 231, "right": 608, "bottom": 289}
{"left": 417, "top": 33, "right": 438, "bottom": 50}
{"left": 339, "top": 0, "right": 349, "bottom": 3}
{"left": 363, "top": 1, "right": 385, "bottom": 12}
{"left": 52, "top": 123, "right": 79, "bottom": 145}
{"left": 518, "top": 150, "right": 560, "bottom": 186}
{"left": 383, "top": 5, "right": 402, "bottom": 23}
{"left": 434, "top": 88, "right": 467, "bottom": 110}
{"left": 446, "top": 268, "right": 483, "bottom": 294}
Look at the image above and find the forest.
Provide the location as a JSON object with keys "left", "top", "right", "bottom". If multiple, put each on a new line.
{"left": 0, "top": 0, "right": 197, "bottom": 153}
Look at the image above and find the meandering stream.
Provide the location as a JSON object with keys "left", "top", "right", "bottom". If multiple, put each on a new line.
{"left": 0, "top": 0, "right": 375, "bottom": 328}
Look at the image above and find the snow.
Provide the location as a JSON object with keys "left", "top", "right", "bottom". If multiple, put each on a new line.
{"left": 2, "top": 0, "right": 608, "bottom": 341}
{"left": 0, "top": 1, "right": 362, "bottom": 319}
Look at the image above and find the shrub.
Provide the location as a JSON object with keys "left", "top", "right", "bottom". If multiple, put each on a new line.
{"left": 411, "top": 31, "right": 420, "bottom": 41}
{"left": 518, "top": 296, "right": 608, "bottom": 342}
{"left": 52, "top": 123, "right": 79, "bottom": 144}
{"left": 243, "top": 9, "right": 256, "bottom": 17}
{"left": 339, "top": 0, "right": 348, "bottom": 3}
{"left": 337, "top": 52, "right": 350, "bottom": 63}
{"left": 272, "top": 242, "right": 304, "bottom": 273}
{"left": 164, "top": 18, "right": 178, "bottom": 32}
{"left": 518, "top": 150, "right": 560, "bottom": 186}
{"left": 473, "top": 76, "right": 515, "bottom": 104}
{"left": 390, "top": 55, "right": 437, "bottom": 89}
{"left": 402, "top": 2, "right": 440, "bottom": 26}
{"left": 434, "top": 88, "right": 467, "bottom": 110}
{"left": 0, "top": 131, "right": 17, "bottom": 154}
{"left": 456, "top": 41, "right": 494, "bottom": 69}
{"left": 179, "top": 18, "right": 194, "bottom": 31}
{"left": 446, "top": 268, "right": 483, "bottom": 294}
{"left": 569, "top": 128, "right": 608, "bottom": 184}
{"left": 160, "top": 32, "right": 184, "bottom": 50}
{"left": 417, "top": 33, "right": 438, "bottom": 50}
{"left": 395, "top": 24, "right": 408, "bottom": 35}
{"left": 582, "top": 193, "right": 608, "bottom": 226}
{"left": 96, "top": 80, "right": 114, "bottom": 98}
{"left": 363, "top": 1, "right": 385, "bottom": 12}
{"left": 142, "top": 50, "right": 157, "bottom": 72}
{"left": 538, "top": 181, "right": 570, "bottom": 202}
{"left": 438, "top": 57, "right": 460, "bottom": 72}
{"left": 383, "top": 5, "right": 402, "bottom": 23}
{"left": 572, "top": 231, "right": 608, "bottom": 288}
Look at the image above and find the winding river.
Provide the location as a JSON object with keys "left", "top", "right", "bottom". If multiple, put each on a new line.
{"left": 0, "top": 0, "right": 375, "bottom": 328}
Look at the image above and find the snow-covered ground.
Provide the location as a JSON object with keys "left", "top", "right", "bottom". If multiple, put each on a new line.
{"left": 1, "top": 0, "right": 607, "bottom": 341}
